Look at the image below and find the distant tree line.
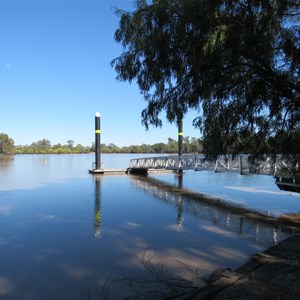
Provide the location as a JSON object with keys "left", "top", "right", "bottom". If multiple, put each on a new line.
{"left": 14, "top": 139, "right": 92, "bottom": 154}
{"left": 0, "top": 133, "right": 203, "bottom": 155}
{"left": 100, "top": 137, "right": 202, "bottom": 154}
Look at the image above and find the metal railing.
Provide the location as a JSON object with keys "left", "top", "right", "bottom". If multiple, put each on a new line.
{"left": 129, "top": 154, "right": 298, "bottom": 176}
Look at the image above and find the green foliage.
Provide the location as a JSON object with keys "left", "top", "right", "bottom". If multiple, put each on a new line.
{"left": 15, "top": 140, "right": 93, "bottom": 154}
{"left": 112, "top": 0, "right": 300, "bottom": 156}
{"left": 0, "top": 133, "right": 15, "bottom": 155}
{"left": 100, "top": 136, "right": 202, "bottom": 154}
{"left": 13, "top": 137, "right": 202, "bottom": 154}
{"left": 8, "top": 134, "right": 203, "bottom": 154}
{"left": 67, "top": 140, "right": 75, "bottom": 148}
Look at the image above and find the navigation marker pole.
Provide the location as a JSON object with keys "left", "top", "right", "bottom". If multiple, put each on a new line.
{"left": 95, "top": 112, "right": 101, "bottom": 170}
{"left": 178, "top": 119, "right": 183, "bottom": 157}
{"left": 178, "top": 119, "right": 183, "bottom": 172}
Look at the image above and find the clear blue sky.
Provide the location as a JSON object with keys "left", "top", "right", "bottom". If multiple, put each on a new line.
{"left": 1, "top": 0, "right": 200, "bottom": 147}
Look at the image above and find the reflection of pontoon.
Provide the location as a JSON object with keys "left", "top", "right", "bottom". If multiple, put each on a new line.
{"left": 275, "top": 176, "right": 300, "bottom": 193}
{"left": 130, "top": 175, "right": 295, "bottom": 245}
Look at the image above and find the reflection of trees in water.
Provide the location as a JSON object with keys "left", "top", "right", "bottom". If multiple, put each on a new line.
{"left": 0, "top": 156, "right": 14, "bottom": 169}
{"left": 94, "top": 176, "right": 103, "bottom": 239}
{"left": 130, "top": 175, "right": 293, "bottom": 245}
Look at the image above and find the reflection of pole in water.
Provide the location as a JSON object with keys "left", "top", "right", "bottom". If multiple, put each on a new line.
{"left": 226, "top": 213, "right": 231, "bottom": 227}
{"left": 176, "top": 172, "right": 183, "bottom": 189}
{"left": 256, "top": 223, "right": 260, "bottom": 241}
{"left": 176, "top": 173, "right": 183, "bottom": 226}
{"left": 273, "top": 228, "right": 278, "bottom": 245}
{"left": 94, "top": 177, "right": 103, "bottom": 239}
{"left": 177, "top": 196, "right": 183, "bottom": 226}
{"left": 213, "top": 208, "right": 218, "bottom": 224}
{"left": 239, "top": 217, "right": 243, "bottom": 235}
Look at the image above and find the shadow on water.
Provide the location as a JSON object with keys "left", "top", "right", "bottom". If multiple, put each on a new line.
{"left": 0, "top": 167, "right": 297, "bottom": 300}
{"left": 97, "top": 174, "right": 298, "bottom": 300}
{"left": 130, "top": 173, "right": 300, "bottom": 239}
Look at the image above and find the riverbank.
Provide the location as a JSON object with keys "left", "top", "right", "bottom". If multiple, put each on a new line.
{"left": 189, "top": 234, "right": 300, "bottom": 299}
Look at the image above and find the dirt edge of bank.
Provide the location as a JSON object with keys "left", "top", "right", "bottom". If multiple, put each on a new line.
{"left": 188, "top": 234, "right": 300, "bottom": 299}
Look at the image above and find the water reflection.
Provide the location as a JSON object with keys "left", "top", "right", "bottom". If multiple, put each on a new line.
{"left": 149, "top": 170, "right": 300, "bottom": 217}
{"left": 93, "top": 176, "right": 103, "bottom": 239}
{"left": 4, "top": 155, "right": 295, "bottom": 299}
{"left": 0, "top": 156, "right": 14, "bottom": 169}
{"left": 130, "top": 174, "right": 296, "bottom": 246}
{"left": 177, "top": 172, "right": 183, "bottom": 189}
{"left": 175, "top": 173, "right": 184, "bottom": 226}
{"left": 177, "top": 197, "right": 183, "bottom": 226}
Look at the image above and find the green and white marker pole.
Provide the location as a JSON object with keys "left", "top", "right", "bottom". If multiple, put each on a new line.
{"left": 95, "top": 112, "right": 101, "bottom": 170}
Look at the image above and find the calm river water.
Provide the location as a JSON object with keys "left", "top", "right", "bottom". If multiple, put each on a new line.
{"left": 0, "top": 154, "right": 299, "bottom": 299}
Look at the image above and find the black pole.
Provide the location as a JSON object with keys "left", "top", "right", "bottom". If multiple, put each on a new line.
{"left": 95, "top": 112, "right": 101, "bottom": 170}
{"left": 178, "top": 119, "right": 183, "bottom": 156}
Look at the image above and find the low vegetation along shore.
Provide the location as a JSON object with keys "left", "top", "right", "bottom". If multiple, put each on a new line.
{"left": 0, "top": 133, "right": 202, "bottom": 155}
